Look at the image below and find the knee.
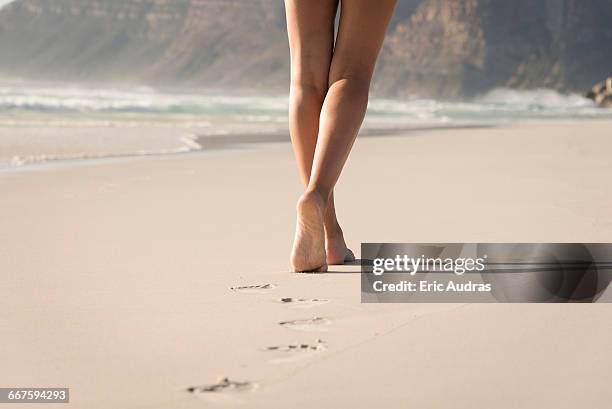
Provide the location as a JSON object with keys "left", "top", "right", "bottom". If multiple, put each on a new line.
{"left": 327, "top": 67, "right": 372, "bottom": 98}
{"left": 327, "top": 73, "right": 371, "bottom": 102}
{"left": 290, "top": 70, "right": 329, "bottom": 102}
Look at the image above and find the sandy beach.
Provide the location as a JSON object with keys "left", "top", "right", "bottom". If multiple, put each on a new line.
{"left": 1, "top": 121, "right": 612, "bottom": 408}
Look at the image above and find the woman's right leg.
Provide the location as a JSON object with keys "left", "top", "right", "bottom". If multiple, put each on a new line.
{"left": 307, "top": 0, "right": 396, "bottom": 202}
{"left": 285, "top": 0, "right": 353, "bottom": 269}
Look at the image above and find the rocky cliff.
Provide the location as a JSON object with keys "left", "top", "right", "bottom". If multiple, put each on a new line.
{"left": 1, "top": 0, "right": 611, "bottom": 98}
{"left": 376, "top": 0, "right": 612, "bottom": 97}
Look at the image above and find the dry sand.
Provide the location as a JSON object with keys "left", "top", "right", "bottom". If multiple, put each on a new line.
{"left": 1, "top": 121, "right": 611, "bottom": 408}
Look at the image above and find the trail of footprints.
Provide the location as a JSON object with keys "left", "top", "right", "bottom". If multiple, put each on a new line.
{"left": 186, "top": 282, "right": 332, "bottom": 401}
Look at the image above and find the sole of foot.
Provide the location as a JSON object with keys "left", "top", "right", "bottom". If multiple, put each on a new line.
{"left": 290, "top": 192, "right": 328, "bottom": 272}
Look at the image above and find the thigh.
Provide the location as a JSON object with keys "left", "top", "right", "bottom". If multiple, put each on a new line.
{"left": 284, "top": 0, "right": 339, "bottom": 90}
{"left": 329, "top": 0, "right": 397, "bottom": 84}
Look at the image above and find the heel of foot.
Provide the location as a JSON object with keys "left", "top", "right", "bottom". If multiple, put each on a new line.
{"left": 291, "top": 192, "right": 327, "bottom": 272}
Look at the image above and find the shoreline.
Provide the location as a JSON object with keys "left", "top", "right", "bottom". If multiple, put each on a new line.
{"left": 1, "top": 118, "right": 608, "bottom": 172}
{"left": 0, "top": 122, "right": 496, "bottom": 171}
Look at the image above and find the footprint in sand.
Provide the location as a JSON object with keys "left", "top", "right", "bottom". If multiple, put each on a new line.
{"left": 279, "top": 317, "right": 331, "bottom": 332}
{"left": 279, "top": 297, "right": 330, "bottom": 309}
{"left": 186, "top": 377, "right": 257, "bottom": 405}
{"left": 265, "top": 339, "right": 326, "bottom": 364}
{"left": 230, "top": 284, "right": 276, "bottom": 294}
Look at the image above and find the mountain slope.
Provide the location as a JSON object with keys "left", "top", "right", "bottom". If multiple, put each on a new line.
{"left": 1, "top": 0, "right": 611, "bottom": 98}
{"left": 0, "top": 0, "right": 289, "bottom": 89}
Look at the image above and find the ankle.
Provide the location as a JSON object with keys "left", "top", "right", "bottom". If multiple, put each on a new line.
{"left": 299, "top": 189, "right": 328, "bottom": 211}
{"left": 296, "top": 191, "right": 327, "bottom": 224}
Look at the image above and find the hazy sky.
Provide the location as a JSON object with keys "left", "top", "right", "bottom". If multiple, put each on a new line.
{"left": 0, "top": 0, "right": 14, "bottom": 8}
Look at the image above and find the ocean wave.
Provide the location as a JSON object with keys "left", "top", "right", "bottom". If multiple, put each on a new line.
{"left": 0, "top": 84, "right": 289, "bottom": 117}
{"left": 367, "top": 88, "right": 609, "bottom": 124}
{"left": 477, "top": 88, "right": 592, "bottom": 107}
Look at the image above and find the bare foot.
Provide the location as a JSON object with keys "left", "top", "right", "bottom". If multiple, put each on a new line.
{"left": 290, "top": 192, "right": 327, "bottom": 272}
{"left": 325, "top": 224, "right": 356, "bottom": 265}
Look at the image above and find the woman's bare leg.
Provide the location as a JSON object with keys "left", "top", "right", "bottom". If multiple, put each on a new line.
{"left": 284, "top": 0, "right": 337, "bottom": 187}
{"left": 291, "top": 0, "right": 396, "bottom": 271}
{"left": 285, "top": 0, "right": 354, "bottom": 269}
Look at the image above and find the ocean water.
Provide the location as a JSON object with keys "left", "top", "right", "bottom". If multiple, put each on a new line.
{"left": 1, "top": 84, "right": 610, "bottom": 127}
{"left": 1, "top": 83, "right": 611, "bottom": 167}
